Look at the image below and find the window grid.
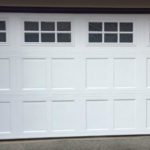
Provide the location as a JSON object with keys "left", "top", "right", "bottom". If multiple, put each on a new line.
{"left": 88, "top": 22, "right": 133, "bottom": 44}
{"left": 0, "top": 20, "right": 6, "bottom": 43}
{"left": 24, "top": 21, "right": 72, "bottom": 43}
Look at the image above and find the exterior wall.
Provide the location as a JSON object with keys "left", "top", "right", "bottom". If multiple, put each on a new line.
{"left": 0, "top": 0, "right": 150, "bottom": 8}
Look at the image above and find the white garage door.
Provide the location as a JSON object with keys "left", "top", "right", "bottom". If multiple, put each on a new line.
{"left": 0, "top": 13, "right": 150, "bottom": 139}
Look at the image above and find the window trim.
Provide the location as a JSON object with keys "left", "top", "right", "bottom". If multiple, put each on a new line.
{"left": 22, "top": 18, "right": 74, "bottom": 46}
{"left": 87, "top": 18, "right": 136, "bottom": 47}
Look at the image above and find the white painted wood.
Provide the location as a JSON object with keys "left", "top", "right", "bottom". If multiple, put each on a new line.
{"left": 0, "top": 13, "right": 150, "bottom": 139}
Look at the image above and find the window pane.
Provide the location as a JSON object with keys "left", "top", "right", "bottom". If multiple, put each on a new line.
{"left": 25, "top": 33, "right": 39, "bottom": 42}
{"left": 57, "top": 33, "right": 71, "bottom": 42}
{"left": 89, "top": 22, "right": 102, "bottom": 31}
{"left": 57, "top": 22, "right": 71, "bottom": 31}
{"left": 41, "top": 33, "right": 55, "bottom": 42}
{"left": 0, "top": 21, "right": 6, "bottom": 30}
{"left": 24, "top": 22, "right": 39, "bottom": 31}
{"left": 104, "top": 34, "right": 117, "bottom": 42}
{"left": 89, "top": 34, "right": 102, "bottom": 42}
{"left": 41, "top": 22, "right": 55, "bottom": 31}
{"left": 104, "top": 22, "right": 118, "bottom": 31}
{"left": 0, "top": 33, "right": 6, "bottom": 42}
{"left": 120, "top": 34, "right": 133, "bottom": 43}
{"left": 120, "top": 23, "right": 133, "bottom": 32}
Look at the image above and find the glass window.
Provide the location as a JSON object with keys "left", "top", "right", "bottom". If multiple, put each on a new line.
{"left": 104, "top": 34, "right": 118, "bottom": 43}
{"left": 120, "top": 23, "right": 133, "bottom": 32}
{"left": 57, "top": 22, "right": 71, "bottom": 31}
{"left": 89, "top": 22, "right": 102, "bottom": 31}
{"left": 24, "top": 21, "right": 71, "bottom": 43}
{"left": 104, "top": 22, "right": 118, "bottom": 31}
{"left": 41, "top": 22, "right": 55, "bottom": 31}
{"left": 0, "top": 21, "right": 6, "bottom": 43}
{"left": 88, "top": 21, "right": 133, "bottom": 44}
{"left": 89, "top": 34, "right": 102, "bottom": 42}
{"left": 57, "top": 33, "right": 71, "bottom": 42}
{"left": 0, "top": 21, "right": 6, "bottom": 30}
{"left": 24, "top": 22, "right": 39, "bottom": 31}
{"left": 25, "top": 33, "right": 39, "bottom": 42}
{"left": 0, "top": 33, "right": 6, "bottom": 42}
{"left": 120, "top": 34, "right": 133, "bottom": 43}
{"left": 41, "top": 33, "right": 55, "bottom": 42}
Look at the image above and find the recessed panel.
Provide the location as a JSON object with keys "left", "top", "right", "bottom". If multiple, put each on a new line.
{"left": 22, "top": 58, "right": 46, "bottom": 90}
{"left": 52, "top": 58, "right": 76, "bottom": 89}
{"left": 0, "top": 58, "right": 10, "bottom": 90}
{"left": 0, "top": 102, "right": 11, "bottom": 133}
{"left": 86, "top": 58, "right": 109, "bottom": 88}
{"left": 52, "top": 101, "right": 76, "bottom": 131}
{"left": 86, "top": 100, "right": 109, "bottom": 130}
{"left": 23, "top": 101, "right": 47, "bottom": 132}
{"left": 147, "top": 59, "right": 150, "bottom": 88}
{"left": 114, "top": 58, "right": 136, "bottom": 88}
{"left": 114, "top": 99, "right": 135, "bottom": 129}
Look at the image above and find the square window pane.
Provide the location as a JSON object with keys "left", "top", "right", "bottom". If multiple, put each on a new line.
{"left": 104, "top": 34, "right": 118, "bottom": 43}
{"left": 41, "top": 22, "right": 55, "bottom": 31}
{"left": 41, "top": 33, "right": 55, "bottom": 42}
{"left": 57, "top": 33, "right": 71, "bottom": 42}
{"left": 104, "top": 22, "right": 118, "bottom": 31}
{"left": 25, "top": 33, "right": 39, "bottom": 42}
{"left": 89, "top": 22, "right": 102, "bottom": 31}
{"left": 0, "top": 33, "right": 6, "bottom": 42}
{"left": 57, "top": 22, "right": 71, "bottom": 31}
{"left": 120, "top": 23, "right": 133, "bottom": 32}
{"left": 0, "top": 21, "right": 6, "bottom": 30}
{"left": 24, "top": 21, "right": 39, "bottom": 31}
{"left": 89, "top": 34, "right": 102, "bottom": 42}
{"left": 120, "top": 34, "right": 133, "bottom": 43}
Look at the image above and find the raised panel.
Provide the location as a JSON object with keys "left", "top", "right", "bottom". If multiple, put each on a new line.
{"left": 52, "top": 58, "right": 76, "bottom": 89}
{"left": 86, "top": 58, "right": 109, "bottom": 89}
{"left": 0, "top": 58, "right": 10, "bottom": 90}
{"left": 114, "top": 99, "right": 136, "bottom": 129}
{"left": 146, "top": 99, "right": 150, "bottom": 128}
{"left": 23, "top": 101, "right": 47, "bottom": 132}
{"left": 52, "top": 100, "right": 76, "bottom": 131}
{"left": 22, "top": 58, "right": 46, "bottom": 90}
{"left": 114, "top": 58, "right": 136, "bottom": 88}
{"left": 147, "top": 59, "right": 150, "bottom": 88}
{"left": 86, "top": 100, "right": 109, "bottom": 130}
{"left": 0, "top": 102, "right": 11, "bottom": 133}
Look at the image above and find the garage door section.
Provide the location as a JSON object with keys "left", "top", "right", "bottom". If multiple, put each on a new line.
{"left": 0, "top": 13, "right": 150, "bottom": 139}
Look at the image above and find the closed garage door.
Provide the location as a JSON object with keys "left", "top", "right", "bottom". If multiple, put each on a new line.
{"left": 0, "top": 13, "right": 150, "bottom": 139}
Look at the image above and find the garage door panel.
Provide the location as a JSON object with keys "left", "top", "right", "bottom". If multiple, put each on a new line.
{"left": 51, "top": 58, "right": 77, "bottom": 90}
{"left": 22, "top": 100, "right": 48, "bottom": 133}
{"left": 114, "top": 99, "right": 136, "bottom": 129}
{"left": 86, "top": 99, "right": 110, "bottom": 130}
{"left": 146, "top": 58, "right": 150, "bottom": 88}
{"left": 52, "top": 100, "right": 77, "bottom": 132}
{"left": 0, "top": 58, "right": 10, "bottom": 90}
{"left": 114, "top": 58, "right": 136, "bottom": 88}
{"left": 146, "top": 99, "right": 150, "bottom": 129}
{"left": 21, "top": 58, "right": 47, "bottom": 90}
{"left": 86, "top": 58, "right": 110, "bottom": 89}
{"left": 0, "top": 101, "right": 11, "bottom": 133}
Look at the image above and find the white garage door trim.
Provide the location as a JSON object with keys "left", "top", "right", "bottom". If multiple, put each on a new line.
{"left": 0, "top": 13, "right": 150, "bottom": 139}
